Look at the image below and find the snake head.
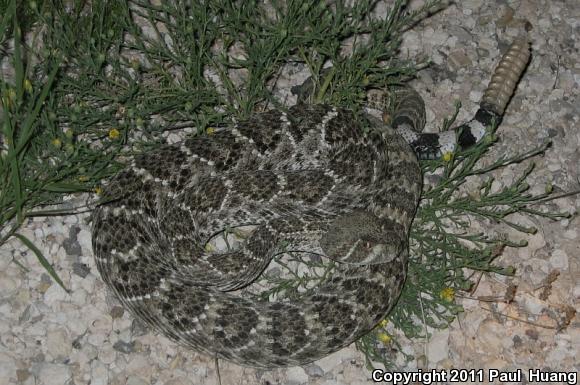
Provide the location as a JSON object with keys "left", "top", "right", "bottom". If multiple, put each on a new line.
{"left": 320, "top": 211, "right": 406, "bottom": 265}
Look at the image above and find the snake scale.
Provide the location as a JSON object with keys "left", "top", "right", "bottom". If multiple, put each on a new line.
{"left": 92, "top": 38, "right": 530, "bottom": 368}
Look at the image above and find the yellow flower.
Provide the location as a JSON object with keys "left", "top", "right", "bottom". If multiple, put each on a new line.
{"left": 108, "top": 128, "right": 120, "bottom": 140}
{"left": 377, "top": 333, "right": 391, "bottom": 344}
{"left": 440, "top": 287, "right": 455, "bottom": 302}
{"left": 51, "top": 138, "right": 62, "bottom": 148}
{"left": 23, "top": 79, "right": 33, "bottom": 94}
{"left": 206, "top": 127, "right": 216, "bottom": 135}
{"left": 64, "top": 143, "right": 74, "bottom": 154}
{"left": 130, "top": 58, "right": 140, "bottom": 71}
{"left": 485, "top": 134, "right": 493, "bottom": 143}
{"left": 7, "top": 88, "right": 16, "bottom": 101}
{"left": 442, "top": 151, "right": 453, "bottom": 162}
{"left": 378, "top": 319, "right": 388, "bottom": 328}
{"left": 94, "top": 186, "right": 103, "bottom": 195}
{"left": 2, "top": 88, "right": 16, "bottom": 108}
{"left": 78, "top": 175, "right": 89, "bottom": 182}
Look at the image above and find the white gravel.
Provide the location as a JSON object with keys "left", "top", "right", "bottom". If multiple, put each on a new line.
{"left": 1, "top": 1, "right": 578, "bottom": 384}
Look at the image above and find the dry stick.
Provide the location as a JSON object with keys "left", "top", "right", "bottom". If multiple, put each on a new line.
{"left": 417, "top": 291, "right": 429, "bottom": 365}
{"left": 478, "top": 305, "right": 558, "bottom": 330}
{"left": 215, "top": 355, "right": 222, "bottom": 385}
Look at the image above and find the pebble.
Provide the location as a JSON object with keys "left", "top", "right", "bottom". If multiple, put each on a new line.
{"left": 563, "top": 229, "right": 577, "bottom": 239}
{"left": 0, "top": 272, "right": 19, "bottom": 298}
{"left": 72, "top": 262, "right": 91, "bottom": 278}
{"left": 0, "top": 249, "right": 12, "bottom": 271}
{"left": 66, "top": 315, "right": 88, "bottom": 336}
{"left": 522, "top": 296, "right": 545, "bottom": 315}
{"left": 475, "top": 319, "right": 504, "bottom": 353}
{"left": 109, "top": 305, "right": 125, "bottom": 319}
{"left": 131, "top": 319, "right": 150, "bottom": 337}
{"left": 76, "top": 229, "right": 92, "bottom": 251}
{"left": 320, "top": 380, "right": 345, "bottom": 385}
{"left": 448, "top": 49, "right": 473, "bottom": 70}
{"left": 71, "top": 288, "right": 88, "bottom": 305}
{"left": 549, "top": 249, "right": 569, "bottom": 270}
{"left": 35, "top": 363, "right": 71, "bottom": 385}
{"left": 43, "top": 284, "right": 68, "bottom": 306}
{"left": 98, "top": 343, "right": 117, "bottom": 365}
{"left": 427, "top": 328, "right": 450, "bottom": 364}
{"left": 527, "top": 231, "right": 547, "bottom": 253}
{"left": 87, "top": 315, "right": 112, "bottom": 346}
{"left": 125, "top": 355, "right": 152, "bottom": 380}
{"left": 0, "top": 353, "right": 16, "bottom": 385}
{"left": 303, "top": 364, "right": 324, "bottom": 377}
{"left": 79, "top": 273, "right": 97, "bottom": 293}
{"left": 113, "top": 340, "right": 136, "bottom": 354}
{"left": 573, "top": 285, "right": 580, "bottom": 299}
{"left": 315, "top": 346, "right": 359, "bottom": 373}
{"left": 16, "top": 368, "right": 30, "bottom": 383}
{"left": 286, "top": 366, "right": 309, "bottom": 384}
{"left": 46, "top": 329, "right": 72, "bottom": 360}
{"left": 469, "top": 90, "right": 483, "bottom": 103}
{"left": 163, "top": 379, "right": 189, "bottom": 385}
{"left": 126, "top": 376, "right": 149, "bottom": 385}
{"left": 90, "top": 360, "right": 109, "bottom": 385}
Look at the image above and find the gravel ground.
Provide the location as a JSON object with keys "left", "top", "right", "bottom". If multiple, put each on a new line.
{"left": 1, "top": 1, "right": 578, "bottom": 384}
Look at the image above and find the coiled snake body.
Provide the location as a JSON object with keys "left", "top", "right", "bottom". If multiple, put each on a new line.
{"left": 92, "top": 39, "right": 530, "bottom": 368}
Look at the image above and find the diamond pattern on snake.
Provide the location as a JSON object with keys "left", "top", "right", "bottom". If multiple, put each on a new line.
{"left": 91, "top": 38, "right": 530, "bottom": 368}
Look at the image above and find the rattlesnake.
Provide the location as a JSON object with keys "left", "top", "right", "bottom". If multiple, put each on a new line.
{"left": 91, "top": 38, "right": 530, "bottom": 368}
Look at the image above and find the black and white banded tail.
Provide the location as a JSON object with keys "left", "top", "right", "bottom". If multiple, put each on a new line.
{"left": 394, "top": 37, "right": 531, "bottom": 160}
